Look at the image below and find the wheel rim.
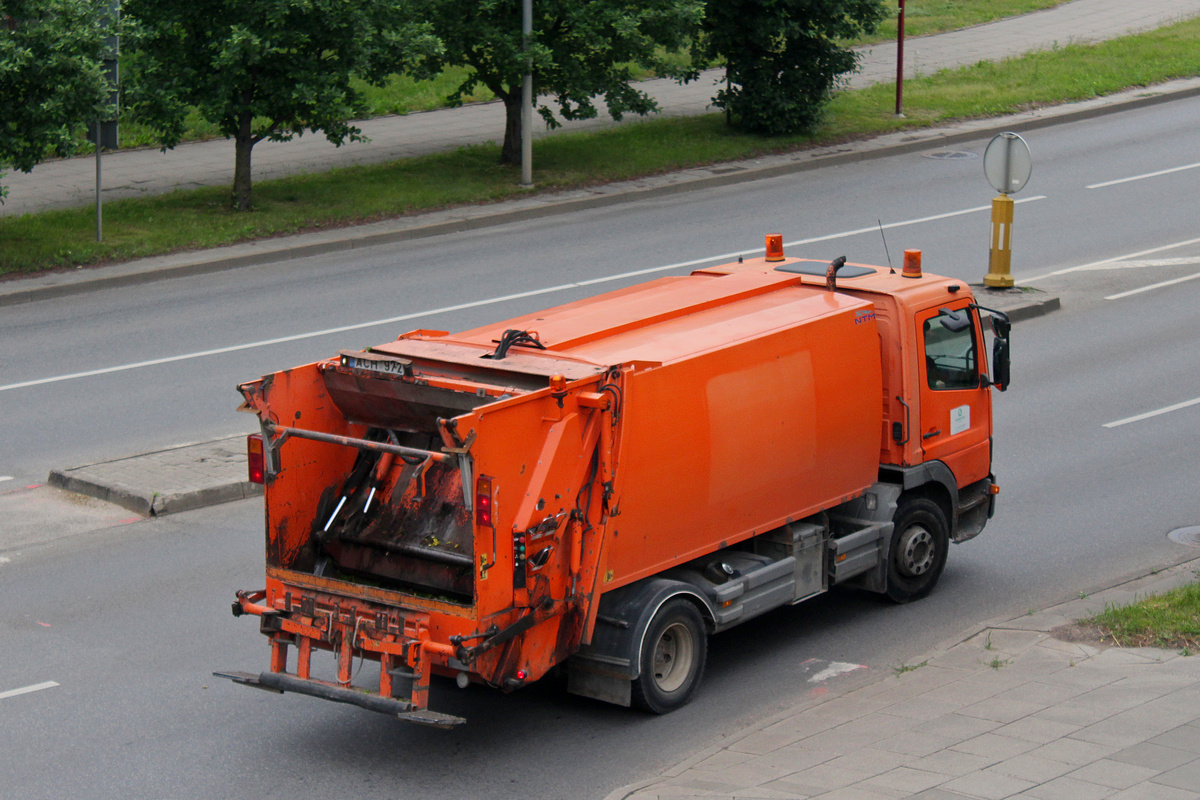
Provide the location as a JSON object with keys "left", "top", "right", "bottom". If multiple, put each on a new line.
{"left": 896, "top": 524, "right": 935, "bottom": 577}
{"left": 652, "top": 621, "right": 695, "bottom": 693}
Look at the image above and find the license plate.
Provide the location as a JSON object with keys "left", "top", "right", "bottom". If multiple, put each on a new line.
{"left": 338, "top": 351, "right": 411, "bottom": 377}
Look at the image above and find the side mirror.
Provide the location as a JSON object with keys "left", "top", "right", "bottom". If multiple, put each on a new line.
{"left": 970, "top": 303, "right": 1012, "bottom": 392}
{"left": 992, "top": 336, "right": 1010, "bottom": 391}
{"left": 991, "top": 315, "right": 1011, "bottom": 340}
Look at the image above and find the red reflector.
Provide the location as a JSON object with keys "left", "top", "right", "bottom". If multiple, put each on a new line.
{"left": 247, "top": 433, "right": 264, "bottom": 484}
{"left": 516, "top": 669, "right": 527, "bottom": 681}
{"left": 476, "top": 476, "right": 493, "bottom": 526}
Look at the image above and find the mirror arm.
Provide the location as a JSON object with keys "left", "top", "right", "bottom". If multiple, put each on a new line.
{"left": 969, "top": 303, "right": 1012, "bottom": 333}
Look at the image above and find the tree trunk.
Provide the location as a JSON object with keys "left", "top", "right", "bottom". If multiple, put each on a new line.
{"left": 232, "top": 111, "right": 255, "bottom": 211}
{"left": 500, "top": 92, "right": 522, "bottom": 167}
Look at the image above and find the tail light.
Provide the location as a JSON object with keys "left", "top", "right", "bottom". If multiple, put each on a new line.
{"left": 475, "top": 476, "right": 493, "bottom": 527}
{"left": 247, "top": 433, "right": 265, "bottom": 484}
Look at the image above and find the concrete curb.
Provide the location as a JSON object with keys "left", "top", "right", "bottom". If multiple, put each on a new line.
{"left": 47, "top": 434, "right": 261, "bottom": 517}
{"left": 47, "top": 470, "right": 261, "bottom": 517}
{"left": 973, "top": 285, "right": 1062, "bottom": 322}
{"left": 4, "top": 77, "right": 1199, "bottom": 309}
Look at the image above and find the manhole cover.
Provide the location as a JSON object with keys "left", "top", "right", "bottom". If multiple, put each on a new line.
{"left": 924, "top": 151, "right": 977, "bottom": 160}
{"left": 1168, "top": 526, "right": 1200, "bottom": 547}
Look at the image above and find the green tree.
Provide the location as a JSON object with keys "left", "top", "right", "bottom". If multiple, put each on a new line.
{"left": 697, "top": 0, "right": 885, "bottom": 135}
{"left": 417, "top": 0, "right": 703, "bottom": 167}
{"left": 122, "top": 0, "right": 438, "bottom": 211}
{"left": 0, "top": 0, "right": 110, "bottom": 203}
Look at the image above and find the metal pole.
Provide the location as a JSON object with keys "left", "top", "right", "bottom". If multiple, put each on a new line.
{"left": 895, "top": 0, "right": 906, "bottom": 117}
{"left": 520, "top": 0, "right": 533, "bottom": 187}
{"left": 94, "top": 0, "right": 120, "bottom": 243}
{"left": 95, "top": 124, "right": 102, "bottom": 242}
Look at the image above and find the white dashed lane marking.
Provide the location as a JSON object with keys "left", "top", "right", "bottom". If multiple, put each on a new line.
{"left": 0, "top": 681, "right": 59, "bottom": 701}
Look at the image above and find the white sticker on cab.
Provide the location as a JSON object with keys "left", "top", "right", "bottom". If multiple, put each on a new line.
{"left": 950, "top": 405, "right": 971, "bottom": 435}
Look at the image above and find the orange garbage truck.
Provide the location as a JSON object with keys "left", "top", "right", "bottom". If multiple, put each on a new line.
{"left": 219, "top": 236, "right": 1011, "bottom": 726}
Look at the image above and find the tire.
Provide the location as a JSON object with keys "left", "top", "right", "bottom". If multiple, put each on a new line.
{"left": 631, "top": 598, "right": 707, "bottom": 714}
{"left": 885, "top": 496, "right": 950, "bottom": 604}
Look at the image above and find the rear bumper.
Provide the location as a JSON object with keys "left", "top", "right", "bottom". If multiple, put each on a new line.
{"left": 229, "top": 586, "right": 466, "bottom": 724}
{"left": 215, "top": 670, "right": 464, "bottom": 727}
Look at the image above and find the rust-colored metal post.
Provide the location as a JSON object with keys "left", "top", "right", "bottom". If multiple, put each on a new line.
{"left": 379, "top": 653, "right": 395, "bottom": 698}
{"left": 297, "top": 636, "right": 313, "bottom": 680}
{"left": 270, "top": 637, "right": 289, "bottom": 674}
{"left": 895, "top": 0, "right": 906, "bottom": 117}
{"left": 337, "top": 626, "right": 354, "bottom": 685}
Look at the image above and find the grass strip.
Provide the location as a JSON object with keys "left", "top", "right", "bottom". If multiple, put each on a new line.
{"left": 1089, "top": 581, "right": 1200, "bottom": 653}
{"left": 2, "top": 15, "right": 1199, "bottom": 277}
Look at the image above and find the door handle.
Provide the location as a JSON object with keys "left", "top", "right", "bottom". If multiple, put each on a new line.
{"left": 922, "top": 429, "right": 941, "bottom": 440}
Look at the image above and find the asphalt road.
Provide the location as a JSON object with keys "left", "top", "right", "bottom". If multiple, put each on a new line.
{"left": 2, "top": 97, "right": 1200, "bottom": 799}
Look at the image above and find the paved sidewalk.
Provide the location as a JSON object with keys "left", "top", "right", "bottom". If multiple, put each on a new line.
{"left": 3, "top": 0, "right": 1197, "bottom": 216}
{"left": 607, "top": 559, "right": 1200, "bottom": 800}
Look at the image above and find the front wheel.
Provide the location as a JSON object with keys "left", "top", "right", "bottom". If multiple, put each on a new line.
{"left": 631, "top": 598, "right": 707, "bottom": 714}
{"left": 885, "top": 496, "right": 949, "bottom": 604}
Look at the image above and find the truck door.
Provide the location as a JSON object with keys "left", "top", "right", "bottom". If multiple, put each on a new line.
{"left": 916, "top": 303, "right": 992, "bottom": 487}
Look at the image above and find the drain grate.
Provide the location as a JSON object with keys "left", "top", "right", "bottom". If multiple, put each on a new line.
{"left": 1168, "top": 526, "right": 1200, "bottom": 547}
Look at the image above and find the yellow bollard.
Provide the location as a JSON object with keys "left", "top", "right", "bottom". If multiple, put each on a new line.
{"left": 984, "top": 194, "right": 1015, "bottom": 288}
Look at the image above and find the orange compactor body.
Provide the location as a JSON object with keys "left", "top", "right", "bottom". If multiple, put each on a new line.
{"left": 222, "top": 244, "right": 1010, "bottom": 725}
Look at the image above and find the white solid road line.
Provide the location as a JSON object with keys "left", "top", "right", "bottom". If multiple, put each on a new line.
{"left": 0, "top": 476, "right": 13, "bottom": 482}
{"left": 1065, "top": 258, "right": 1200, "bottom": 272}
{"left": 0, "top": 196, "right": 1046, "bottom": 395}
{"left": 1024, "top": 237, "right": 1200, "bottom": 283}
{"left": 0, "top": 681, "right": 59, "bottom": 701}
{"left": 1104, "top": 397, "right": 1200, "bottom": 429}
{"left": 1087, "top": 161, "right": 1200, "bottom": 190}
{"left": 781, "top": 196, "right": 1046, "bottom": 248}
{"left": 1106, "top": 271, "right": 1200, "bottom": 300}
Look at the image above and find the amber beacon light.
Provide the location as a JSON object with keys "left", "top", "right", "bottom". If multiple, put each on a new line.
{"left": 902, "top": 249, "right": 923, "bottom": 278}
{"left": 765, "top": 233, "right": 785, "bottom": 262}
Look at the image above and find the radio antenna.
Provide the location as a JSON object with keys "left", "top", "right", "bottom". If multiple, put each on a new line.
{"left": 878, "top": 220, "right": 895, "bottom": 274}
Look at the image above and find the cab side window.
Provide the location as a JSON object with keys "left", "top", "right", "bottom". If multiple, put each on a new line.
{"left": 923, "top": 317, "right": 978, "bottom": 390}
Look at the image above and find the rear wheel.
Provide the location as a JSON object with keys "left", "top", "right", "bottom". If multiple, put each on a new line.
{"left": 885, "top": 496, "right": 949, "bottom": 603}
{"left": 631, "top": 598, "right": 707, "bottom": 713}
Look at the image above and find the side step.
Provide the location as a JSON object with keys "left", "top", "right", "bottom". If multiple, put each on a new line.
{"left": 214, "top": 670, "right": 466, "bottom": 728}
